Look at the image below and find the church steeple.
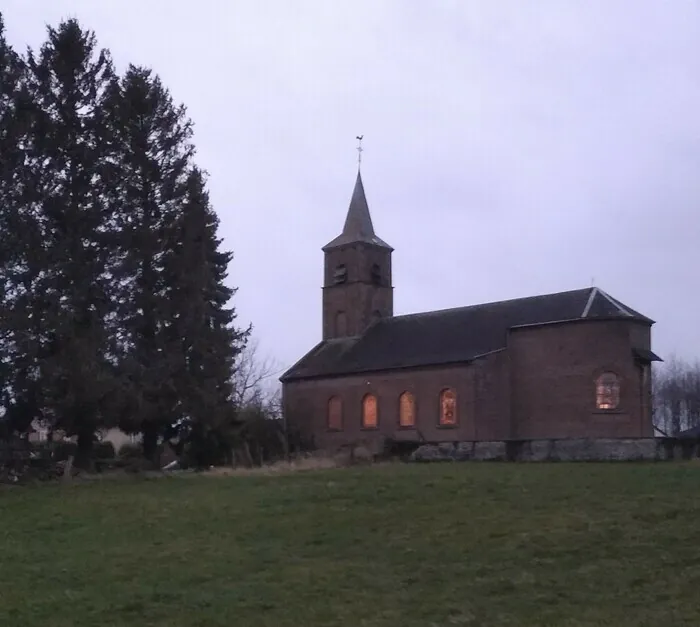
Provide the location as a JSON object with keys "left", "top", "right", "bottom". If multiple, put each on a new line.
{"left": 321, "top": 167, "right": 394, "bottom": 340}
{"left": 323, "top": 171, "right": 393, "bottom": 251}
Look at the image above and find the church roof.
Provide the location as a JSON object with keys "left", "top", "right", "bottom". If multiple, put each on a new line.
{"left": 280, "top": 287, "right": 656, "bottom": 382}
{"left": 322, "top": 171, "right": 393, "bottom": 251}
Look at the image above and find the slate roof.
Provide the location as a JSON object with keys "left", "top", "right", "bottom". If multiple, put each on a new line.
{"left": 322, "top": 170, "right": 393, "bottom": 250}
{"left": 281, "top": 287, "right": 657, "bottom": 382}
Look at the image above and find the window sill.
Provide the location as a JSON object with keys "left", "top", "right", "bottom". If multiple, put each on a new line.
{"left": 360, "top": 427, "right": 379, "bottom": 431}
{"left": 437, "top": 424, "right": 458, "bottom": 429}
{"left": 592, "top": 410, "right": 625, "bottom": 416}
{"left": 397, "top": 425, "right": 416, "bottom": 430}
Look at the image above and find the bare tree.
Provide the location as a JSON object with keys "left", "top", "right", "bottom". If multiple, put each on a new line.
{"left": 652, "top": 355, "right": 700, "bottom": 436}
{"left": 231, "top": 338, "right": 283, "bottom": 409}
{"left": 228, "top": 338, "right": 289, "bottom": 466}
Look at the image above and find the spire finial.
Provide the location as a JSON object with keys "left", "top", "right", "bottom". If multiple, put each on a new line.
{"left": 356, "top": 135, "right": 364, "bottom": 169}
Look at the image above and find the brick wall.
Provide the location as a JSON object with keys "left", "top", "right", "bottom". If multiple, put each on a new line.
{"left": 284, "top": 319, "right": 654, "bottom": 450}
{"left": 508, "top": 319, "right": 652, "bottom": 439}
{"left": 322, "top": 243, "right": 393, "bottom": 339}
{"left": 284, "top": 363, "right": 476, "bottom": 451}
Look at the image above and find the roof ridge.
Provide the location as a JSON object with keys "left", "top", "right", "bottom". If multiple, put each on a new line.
{"left": 392, "top": 287, "right": 593, "bottom": 321}
{"left": 581, "top": 286, "right": 598, "bottom": 318}
{"left": 596, "top": 288, "right": 634, "bottom": 317}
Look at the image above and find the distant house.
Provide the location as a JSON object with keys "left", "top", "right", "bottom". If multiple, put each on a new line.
{"left": 28, "top": 421, "right": 139, "bottom": 452}
{"left": 99, "top": 428, "right": 141, "bottom": 452}
{"left": 281, "top": 169, "right": 662, "bottom": 450}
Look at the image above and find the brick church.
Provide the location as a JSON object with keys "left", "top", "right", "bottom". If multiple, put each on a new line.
{"left": 281, "top": 169, "right": 661, "bottom": 449}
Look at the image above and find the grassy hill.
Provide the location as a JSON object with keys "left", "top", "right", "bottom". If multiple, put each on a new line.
{"left": 1, "top": 463, "right": 699, "bottom": 626}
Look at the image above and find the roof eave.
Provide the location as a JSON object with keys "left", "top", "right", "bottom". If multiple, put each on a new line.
{"left": 322, "top": 237, "right": 394, "bottom": 252}
{"left": 279, "top": 340, "right": 327, "bottom": 382}
{"left": 510, "top": 315, "right": 653, "bottom": 332}
{"left": 280, "top": 351, "right": 512, "bottom": 383}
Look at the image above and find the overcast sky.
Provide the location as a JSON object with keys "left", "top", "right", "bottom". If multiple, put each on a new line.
{"left": 3, "top": 1, "right": 699, "bottom": 373}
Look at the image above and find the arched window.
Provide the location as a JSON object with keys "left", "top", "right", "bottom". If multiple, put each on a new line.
{"left": 333, "top": 264, "right": 347, "bottom": 284}
{"left": 370, "top": 263, "right": 382, "bottom": 285}
{"left": 596, "top": 372, "right": 620, "bottom": 410}
{"left": 328, "top": 396, "right": 343, "bottom": 430}
{"left": 335, "top": 311, "right": 347, "bottom": 336}
{"left": 362, "top": 394, "right": 378, "bottom": 429}
{"left": 399, "top": 391, "right": 415, "bottom": 428}
{"left": 439, "top": 388, "right": 457, "bottom": 425}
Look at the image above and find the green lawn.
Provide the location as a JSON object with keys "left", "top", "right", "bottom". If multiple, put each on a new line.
{"left": 1, "top": 463, "right": 699, "bottom": 627}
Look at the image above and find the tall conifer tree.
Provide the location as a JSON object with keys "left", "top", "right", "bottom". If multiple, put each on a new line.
{"left": 0, "top": 13, "right": 22, "bottom": 438}
{"left": 164, "top": 168, "right": 249, "bottom": 466}
{"left": 22, "top": 19, "right": 118, "bottom": 463}
{"left": 0, "top": 13, "right": 44, "bottom": 440}
{"left": 103, "top": 65, "right": 195, "bottom": 461}
{"left": 2, "top": 16, "right": 249, "bottom": 465}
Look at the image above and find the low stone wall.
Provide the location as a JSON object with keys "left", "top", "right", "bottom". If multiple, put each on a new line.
{"left": 409, "top": 437, "right": 700, "bottom": 462}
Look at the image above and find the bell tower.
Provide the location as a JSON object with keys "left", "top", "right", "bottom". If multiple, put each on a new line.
{"left": 322, "top": 169, "right": 393, "bottom": 340}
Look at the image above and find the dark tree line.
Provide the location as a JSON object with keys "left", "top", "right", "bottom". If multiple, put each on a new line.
{"left": 0, "top": 15, "right": 249, "bottom": 467}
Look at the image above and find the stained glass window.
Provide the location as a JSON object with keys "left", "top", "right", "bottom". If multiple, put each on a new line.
{"left": 362, "top": 394, "right": 378, "bottom": 429}
{"left": 439, "top": 388, "right": 457, "bottom": 425}
{"left": 399, "top": 391, "right": 415, "bottom": 428}
{"left": 596, "top": 373, "right": 620, "bottom": 410}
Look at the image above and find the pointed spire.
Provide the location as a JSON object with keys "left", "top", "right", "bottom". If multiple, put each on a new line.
{"left": 342, "top": 170, "right": 375, "bottom": 238}
{"left": 323, "top": 170, "right": 392, "bottom": 251}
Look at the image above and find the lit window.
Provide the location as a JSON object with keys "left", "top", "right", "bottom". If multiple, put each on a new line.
{"left": 328, "top": 396, "right": 343, "bottom": 430}
{"left": 399, "top": 392, "right": 415, "bottom": 428}
{"left": 439, "top": 388, "right": 457, "bottom": 425}
{"left": 596, "top": 372, "right": 620, "bottom": 410}
{"left": 362, "top": 394, "right": 378, "bottom": 429}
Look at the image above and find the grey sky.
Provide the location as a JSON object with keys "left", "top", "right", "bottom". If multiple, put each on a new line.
{"left": 3, "top": 1, "right": 699, "bottom": 372}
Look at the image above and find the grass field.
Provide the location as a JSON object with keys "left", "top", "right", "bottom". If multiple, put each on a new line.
{"left": 1, "top": 463, "right": 700, "bottom": 627}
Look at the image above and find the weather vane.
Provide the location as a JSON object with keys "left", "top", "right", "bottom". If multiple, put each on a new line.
{"left": 356, "top": 135, "right": 364, "bottom": 169}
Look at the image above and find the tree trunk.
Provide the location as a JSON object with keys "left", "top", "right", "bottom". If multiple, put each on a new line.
{"left": 277, "top": 429, "right": 290, "bottom": 463}
{"left": 62, "top": 455, "right": 74, "bottom": 483}
{"left": 243, "top": 440, "right": 253, "bottom": 467}
{"left": 74, "top": 424, "right": 94, "bottom": 471}
{"left": 142, "top": 422, "right": 160, "bottom": 467}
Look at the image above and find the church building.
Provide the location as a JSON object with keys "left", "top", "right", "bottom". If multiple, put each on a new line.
{"left": 280, "top": 169, "right": 661, "bottom": 450}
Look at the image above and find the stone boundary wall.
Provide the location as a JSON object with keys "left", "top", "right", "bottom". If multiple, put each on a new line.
{"left": 409, "top": 437, "right": 700, "bottom": 463}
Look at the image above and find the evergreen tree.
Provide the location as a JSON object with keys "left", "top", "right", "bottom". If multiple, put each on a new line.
{"left": 0, "top": 13, "right": 21, "bottom": 438}
{"left": 164, "top": 168, "right": 250, "bottom": 466}
{"left": 103, "top": 65, "right": 195, "bottom": 462}
{"left": 0, "top": 13, "right": 43, "bottom": 440}
{"left": 2, "top": 17, "right": 250, "bottom": 468}
{"left": 21, "top": 19, "right": 118, "bottom": 465}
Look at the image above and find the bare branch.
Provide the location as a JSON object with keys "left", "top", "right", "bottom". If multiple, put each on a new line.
{"left": 232, "top": 337, "right": 284, "bottom": 408}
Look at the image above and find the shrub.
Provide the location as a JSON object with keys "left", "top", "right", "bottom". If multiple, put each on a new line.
{"left": 28, "top": 441, "right": 51, "bottom": 458}
{"left": 52, "top": 441, "right": 78, "bottom": 462}
{"left": 94, "top": 441, "right": 116, "bottom": 460}
{"left": 118, "top": 443, "right": 143, "bottom": 461}
{"left": 381, "top": 438, "right": 421, "bottom": 461}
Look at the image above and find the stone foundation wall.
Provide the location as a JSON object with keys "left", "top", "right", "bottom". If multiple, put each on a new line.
{"left": 409, "top": 437, "right": 700, "bottom": 463}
